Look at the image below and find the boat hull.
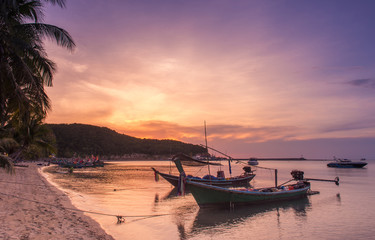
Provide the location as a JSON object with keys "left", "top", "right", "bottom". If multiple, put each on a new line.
{"left": 327, "top": 162, "right": 367, "bottom": 168}
{"left": 247, "top": 161, "right": 259, "bottom": 166}
{"left": 186, "top": 180, "right": 310, "bottom": 208}
{"left": 152, "top": 168, "right": 255, "bottom": 187}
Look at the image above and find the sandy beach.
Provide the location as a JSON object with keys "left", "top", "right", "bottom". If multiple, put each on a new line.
{"left": 0, "top": 163, "right": 114, "bottom": 240}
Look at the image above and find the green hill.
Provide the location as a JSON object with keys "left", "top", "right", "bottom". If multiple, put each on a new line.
{"left": 47, "top": 123, "right": 206, "bottom": 159}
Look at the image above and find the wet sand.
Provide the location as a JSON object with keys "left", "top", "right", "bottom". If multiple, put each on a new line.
{"left": 0, "top": 163, "right": 114, "bottom": 240}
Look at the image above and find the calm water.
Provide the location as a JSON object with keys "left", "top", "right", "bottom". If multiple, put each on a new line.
{"left": 44, "top": 160, "right": 375, "bottom": 240}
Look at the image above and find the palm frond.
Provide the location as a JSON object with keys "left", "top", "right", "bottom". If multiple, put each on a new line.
{"left": 24, "top": 46, "right": 56, "bottom": 86}
{"left": 0, "top": 153, "right": 14, "bottom": 174}
{"left": 18, "top": 0, "right": 43, "bottom": 22}
{"left": 0, "top": 137, "right": 19, "bottom": 152}
{"left": 43, "top": 0, "right": 66, "bottom": 8}
{"left": 27, "top": 23, "right": 75, "bottom": 51}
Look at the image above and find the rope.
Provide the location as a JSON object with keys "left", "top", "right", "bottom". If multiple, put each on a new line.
{"left": 0, "top": 191, "right": 171, "bottom": 223}
{"left": 193, "top": 165, "right": 206, "bottom": 176}
{"left": 0, "top": 180, "right": 172, "bottom": 192}
{"left": 0, "top": 180, "right": 49, "bottom": 187}
{"left": 113, "top": 186, "right": 170, "bottom": 191}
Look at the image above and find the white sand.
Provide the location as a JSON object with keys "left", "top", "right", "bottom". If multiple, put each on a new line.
{"left": 0, "top": 163, "right": 114, "bottom": 240}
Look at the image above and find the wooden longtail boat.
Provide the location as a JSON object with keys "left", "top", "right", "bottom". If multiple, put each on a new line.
{"left": 152, "top": 153, "right": 255, "bottom": 187}
{"left": 185, "top": 179, "right": 310, "bottom": 207}
{"left": 173, "top": 157, "right": 339, "bottom": 208}
{"left": 152, "top": 123, "right": 255, "bottom": 188}
{"left": 152, "top": 167, "right": 255, "bottom": 187}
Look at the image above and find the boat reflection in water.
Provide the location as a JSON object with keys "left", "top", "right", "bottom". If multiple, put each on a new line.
{"left": 175, "top": 197, "right": 311, "bottom": 239}
{"left": 154, "top": 187, "right": 181, "bottom": 203}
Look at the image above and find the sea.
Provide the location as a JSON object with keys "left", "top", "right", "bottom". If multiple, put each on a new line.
{"left": 43, "top": 159, "right": 375, "bottom": 240}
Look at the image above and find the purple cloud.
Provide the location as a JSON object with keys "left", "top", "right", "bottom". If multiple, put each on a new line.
{"left": 346, "top": 79, "right": 375, "bottom": 89}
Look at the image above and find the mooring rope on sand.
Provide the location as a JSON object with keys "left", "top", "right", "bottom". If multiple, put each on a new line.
{"left": 0, "top": 180, "right": 49, "bottom": 187}
{"left": 0, "top": 191, "right": 171, "bottom": 224}
{"left": 113, "top": 186, "right": 171, "bottom": 191}
{"left": 0, "top": 180, "right": 171, "bottom": 192}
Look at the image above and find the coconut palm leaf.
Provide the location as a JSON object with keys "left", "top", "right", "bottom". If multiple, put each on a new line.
{"left": 0, "top": 137, "right": 19, "bottom": 153}
{"left": 0, "top": 154, "right": 14, "bottom": 174}
{"left": 30, "top": 23, "right": 75, "bottom": 50}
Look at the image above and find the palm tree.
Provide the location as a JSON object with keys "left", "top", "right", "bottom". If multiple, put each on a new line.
{"left": 0, "top": 0, "right": 75, "bottom": 169}
{"left": 0, "top": 138, "right": 17, "bottom": 173}
{"left": 0, "top": 0, "right": 75, "bottom": 126}
{"left": 11, "top": 113, "right": 57, "bottom": 160}
{"left": 0, "top": 154, "right": 14, "bottom": 173}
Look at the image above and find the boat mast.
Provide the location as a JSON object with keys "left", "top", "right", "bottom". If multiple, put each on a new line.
{"left": 201, "top": 144, "right": 232, "bottom": 176}
{"left": 204, "top": 121, "right": 211, "bottom": 177}
{"left": 204, "top": 121, "right": 208, "bottom": 151}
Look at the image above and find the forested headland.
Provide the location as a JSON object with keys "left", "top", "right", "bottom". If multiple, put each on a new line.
{"left": 48, "top": 123, "right": 206, "bottom": 159}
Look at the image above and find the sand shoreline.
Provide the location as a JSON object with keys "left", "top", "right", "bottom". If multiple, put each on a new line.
{"left": 0, "top": 163, "right": 114, "bottom": 240}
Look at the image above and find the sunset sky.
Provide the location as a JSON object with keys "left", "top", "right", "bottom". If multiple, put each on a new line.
{"left": 44, "top": 0, "right": 375, "bottom": 159}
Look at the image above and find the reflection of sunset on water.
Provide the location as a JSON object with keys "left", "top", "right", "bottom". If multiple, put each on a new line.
{"left": 43, "top": 160, "right": 375, "bottom": 240}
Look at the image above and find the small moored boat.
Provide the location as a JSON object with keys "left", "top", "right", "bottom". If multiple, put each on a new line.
{"left": 152, "top": 167, "right": 255, "bottom": 187}
{"left": 152, "top": 154, "right": 255, "bottom": 187}
{"left": 247, "top": 158, "right": 259, "bottom": 166}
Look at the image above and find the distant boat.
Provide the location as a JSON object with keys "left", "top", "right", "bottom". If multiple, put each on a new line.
{"left": 247, "top": 158, "right": 259, "bottom": 166}
{"left": 327, "top": 158, "right": 367, "bottom": 168}
{"left": 52, "top": 156, "right": 104, "bottom": 168}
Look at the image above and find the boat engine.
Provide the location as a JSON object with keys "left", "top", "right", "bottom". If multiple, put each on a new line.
{"left": 217, "top": 170, "right": 225, "bottom": 178}
{"left": 291, "top": 170, "right": 304, "bottom": 180}
{"left": 243, "top": 166, "right": 252, "bottom": 173}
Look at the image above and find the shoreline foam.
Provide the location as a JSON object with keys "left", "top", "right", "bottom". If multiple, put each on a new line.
{"left": 0, "top": 163, "right": 114, "bottom": 240}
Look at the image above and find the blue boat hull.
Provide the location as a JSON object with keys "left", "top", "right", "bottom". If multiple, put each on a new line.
{"left": 327, "top": 162, "right": 367, "bottom": 168}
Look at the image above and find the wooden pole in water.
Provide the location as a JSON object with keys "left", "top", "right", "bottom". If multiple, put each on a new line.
{"left": 253, "top": 165, "right": 279, "bottom": 187}
{"left": 275, "top": 169, "right": 278, "bottom": 187}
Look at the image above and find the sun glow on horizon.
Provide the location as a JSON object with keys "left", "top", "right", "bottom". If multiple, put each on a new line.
{"left": 44, "top": 1, "right": 375, "bottom": 158}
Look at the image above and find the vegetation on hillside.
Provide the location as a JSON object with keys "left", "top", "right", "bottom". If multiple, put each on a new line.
{"left": 48, "top": 123, "right": 207, "bottom": 158}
